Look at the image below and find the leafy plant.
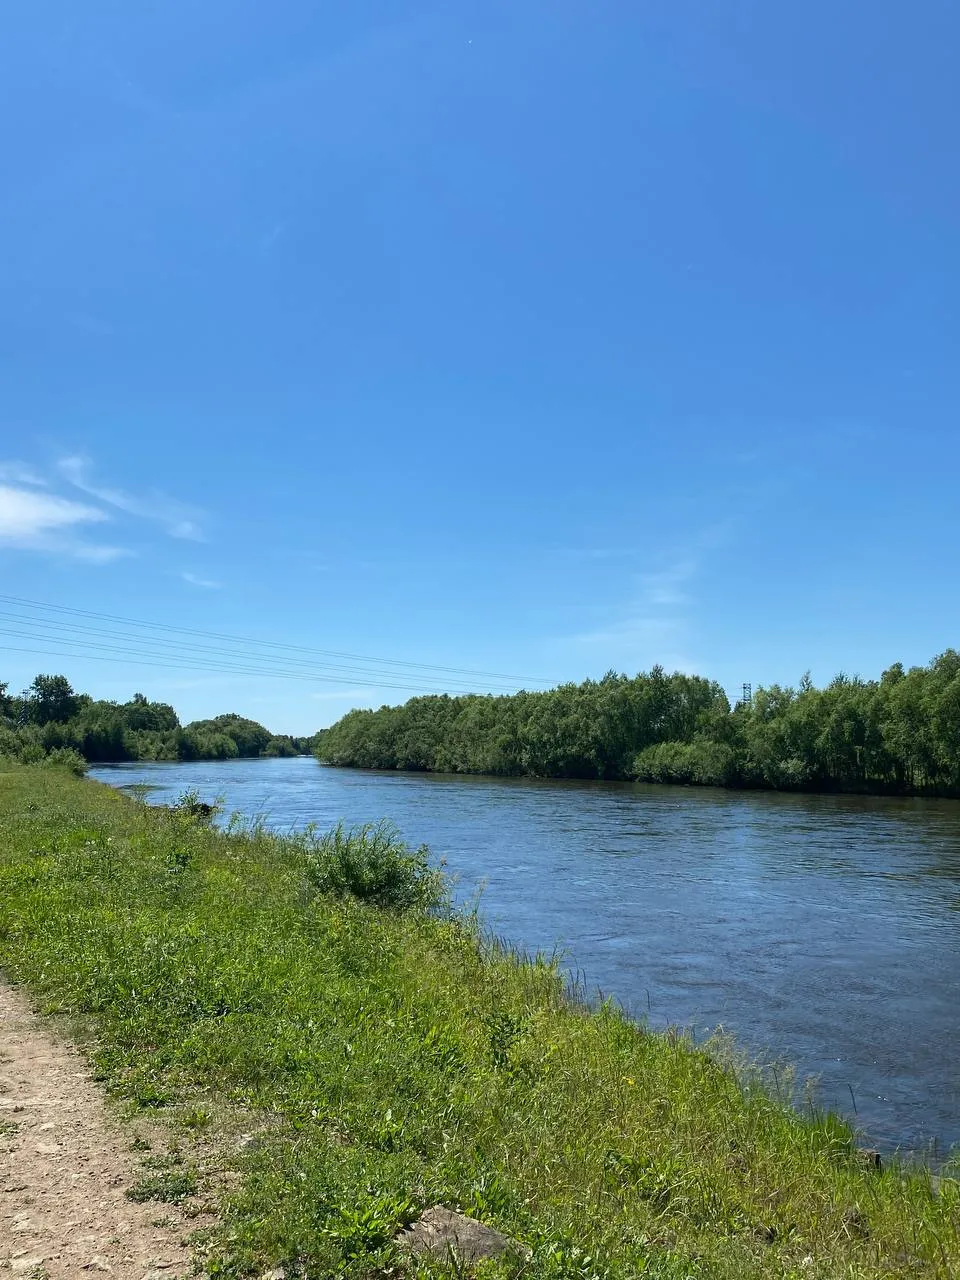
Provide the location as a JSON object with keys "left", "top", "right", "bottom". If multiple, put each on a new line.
{"left": 304, "top": 820, "right": 448, "bottom": 911}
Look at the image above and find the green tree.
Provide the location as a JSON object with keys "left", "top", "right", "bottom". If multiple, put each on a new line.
{"left": 25, "top": 674, "right": 80, "bottom": 725}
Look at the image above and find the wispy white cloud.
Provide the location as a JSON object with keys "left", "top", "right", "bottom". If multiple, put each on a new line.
{"left": 563, "top": 612, "right": 695, "bottom": 674}
{"left": 638, "top": 559, "right": 698, "bottom": 608}
{"left": 181, "top": 571, "right": 221, "bottom": 589}
{"left": 0, "top": 454, "right": 209, "bottom": 564}
{"left": 69, "top": 543, "right": 132, "bottom": 564}
{"left": 0, "top": 483, "right": 128, "bottom": 562}
{"left": 570, "top": 615, "right": 680, "bottom": 649}
{"left": 550, "top": 533, "right": 729, "bottom": 675}
{"left": 0, "top": 461, "right": 47, "bottom": 487}
{"left": 58, "top": 455, "right": 204, "bottom": 540}
{"left": 562, "top": 557, "right": 700, "bottom": 649}
{"left": 0, "top": 485, "right": 105, "bottom": 537}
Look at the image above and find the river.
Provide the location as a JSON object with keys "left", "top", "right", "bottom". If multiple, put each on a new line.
{"left": 89, "top": 756, "right": 960, "bottom": 1161}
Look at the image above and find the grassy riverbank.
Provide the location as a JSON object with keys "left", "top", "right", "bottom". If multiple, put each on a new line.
{"left": 1, "top": 765, "right": 957, "bottom": 1278}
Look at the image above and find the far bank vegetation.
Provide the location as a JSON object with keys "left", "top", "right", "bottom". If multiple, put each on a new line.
{"left": 317, "top": 651, "right": 960, "bottom": 797}
{"left": 0, "top": 674, "right": 314, "bottom": 772}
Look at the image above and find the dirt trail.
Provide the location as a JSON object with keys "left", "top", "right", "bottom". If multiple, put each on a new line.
{"left": 0, "top": 983, "right": 196, "bottom": 1278}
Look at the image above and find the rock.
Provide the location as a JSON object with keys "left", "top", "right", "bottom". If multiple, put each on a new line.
{"left": 395, "top": 1205, "right": 524, "bottom": 1263}
{"left": 856, "top": 1148, "right": 882, "bottom": 1171}
{"left": 258, "top": 1269, "right": 286, "bottom": 1280}
{"left": 10, "top": 1258, "right": 46, "bottom": 1275}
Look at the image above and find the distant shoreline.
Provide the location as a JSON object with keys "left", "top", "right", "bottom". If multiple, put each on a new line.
{"left": 315, "top": 652, "right": 960, "bottom": 801}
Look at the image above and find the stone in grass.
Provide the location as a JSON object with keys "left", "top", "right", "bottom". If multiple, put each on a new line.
{"left": 396, "top": 1205, "right": 525, "bottom": 1263}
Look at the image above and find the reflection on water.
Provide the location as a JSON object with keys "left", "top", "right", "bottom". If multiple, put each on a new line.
{"left": 90, "top": 757, "right": 960, "bottom": 1157}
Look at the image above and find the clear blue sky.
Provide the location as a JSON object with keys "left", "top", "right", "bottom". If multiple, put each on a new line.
{"left": 2, "top": 1, "right": 958, "bottom": 733}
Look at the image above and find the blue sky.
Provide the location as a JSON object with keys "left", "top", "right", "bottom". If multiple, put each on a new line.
{"left": 1, "top": 1, "right": 958, "bottom": 733}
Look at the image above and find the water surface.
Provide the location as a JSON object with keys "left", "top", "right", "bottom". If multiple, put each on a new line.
{"left": 90, "top": 757, "right": 960, "bottom": 1158}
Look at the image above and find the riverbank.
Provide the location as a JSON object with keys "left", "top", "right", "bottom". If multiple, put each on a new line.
{"left": 1, "top": 764, "right": 957, "bottom": 1278}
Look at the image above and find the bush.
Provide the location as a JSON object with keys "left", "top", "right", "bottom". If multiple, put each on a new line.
{"left": 174, "top": 789, "right": 221, "bottom": 822}
{"left": 39, "top": 747, "right": 88, "bottom": 776}
{"left": 632, "top": 738, "right": 738, "bottom": 786}
{"left": 304, "top": 820, "right": 447, "bottom": 912}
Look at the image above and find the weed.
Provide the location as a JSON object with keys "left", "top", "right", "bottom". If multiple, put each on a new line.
{"left": 126, "top": 1168, "right": 197, "bottom": 1202}
{"left": 179, "top": 1105, "right": 212, "bottom": 1130}
{"left": 175, "top": 789, "right": 221, "bottom": 823}
{"left": 127, "top": 1153, "right": 198, "bottom": 1204}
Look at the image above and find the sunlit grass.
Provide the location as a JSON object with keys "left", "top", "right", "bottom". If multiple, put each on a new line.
{"left": 0, "top": 764, "right": 956, "bottom": 1278}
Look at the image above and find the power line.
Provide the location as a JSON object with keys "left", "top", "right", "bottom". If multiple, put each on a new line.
{"left": 0, "top": 594, "right": 554, "bottom": 687}
{"left": 0, "top": 640, "right": 527, "bottom": 696}
{"left": 0, "top": 613, "right": 529, "bottom": 694}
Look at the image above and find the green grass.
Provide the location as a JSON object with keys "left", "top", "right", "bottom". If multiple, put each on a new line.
{"left": 126, "top": 1151, "right": 200, "bottom": 1203}
{"left": 0, "top": 764, "right": 957, "bottom": 1279}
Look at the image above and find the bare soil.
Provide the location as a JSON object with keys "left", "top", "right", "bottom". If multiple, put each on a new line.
{"left": 0, "top": 983, "right": 197, "bottom": 1279}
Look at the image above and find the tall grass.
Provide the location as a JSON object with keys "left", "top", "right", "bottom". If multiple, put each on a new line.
{"left": 0, "top": 764, "right": 956, "bottom": 1279}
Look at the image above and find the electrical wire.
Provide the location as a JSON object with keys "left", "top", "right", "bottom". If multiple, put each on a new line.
{"left": 0, "top": 614, "right": 529, "bottom": 694}
{"left": 0, "top": 594, "right": 555, "bottom": 687}
{"left": 0, "top": 640, "right": 528, "bottom": 696}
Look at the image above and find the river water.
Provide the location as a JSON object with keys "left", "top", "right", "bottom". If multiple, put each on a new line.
{"left": 89, "top": 756, "right": 960, "bottom": 1160}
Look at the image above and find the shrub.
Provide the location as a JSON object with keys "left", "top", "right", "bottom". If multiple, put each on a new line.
{"left": 39, "top": 747, "right": 88, "bottom": 776}
{"left": 304, "top": 820, "right": 447, "bottom": 912}
{"left": 174, "top": 789, "right": 221, "bottom": 822}
{"left": 632, "top": 738, "right": 737, "bottom": 786}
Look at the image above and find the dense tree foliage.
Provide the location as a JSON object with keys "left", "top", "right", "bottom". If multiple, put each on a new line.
{"left": 317, "top": 653, "right": 960, "bottom": 797}
{"left": 0, "top": 674, "right": 308, "bottom": 769}
{"left": 317, "top": 669, "right": 730, "bottom": 780}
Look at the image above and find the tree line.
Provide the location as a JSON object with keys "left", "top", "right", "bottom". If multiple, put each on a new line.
{"left": 0, "top": 674, "right": 313, "bottom": 772}
{"left": 316, "top": 651, "right": 960, "bottom": 797}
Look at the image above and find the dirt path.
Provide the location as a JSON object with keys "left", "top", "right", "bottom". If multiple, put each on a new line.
{"left": 0, "top": 983, "right": 197, "bottom": 1279}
